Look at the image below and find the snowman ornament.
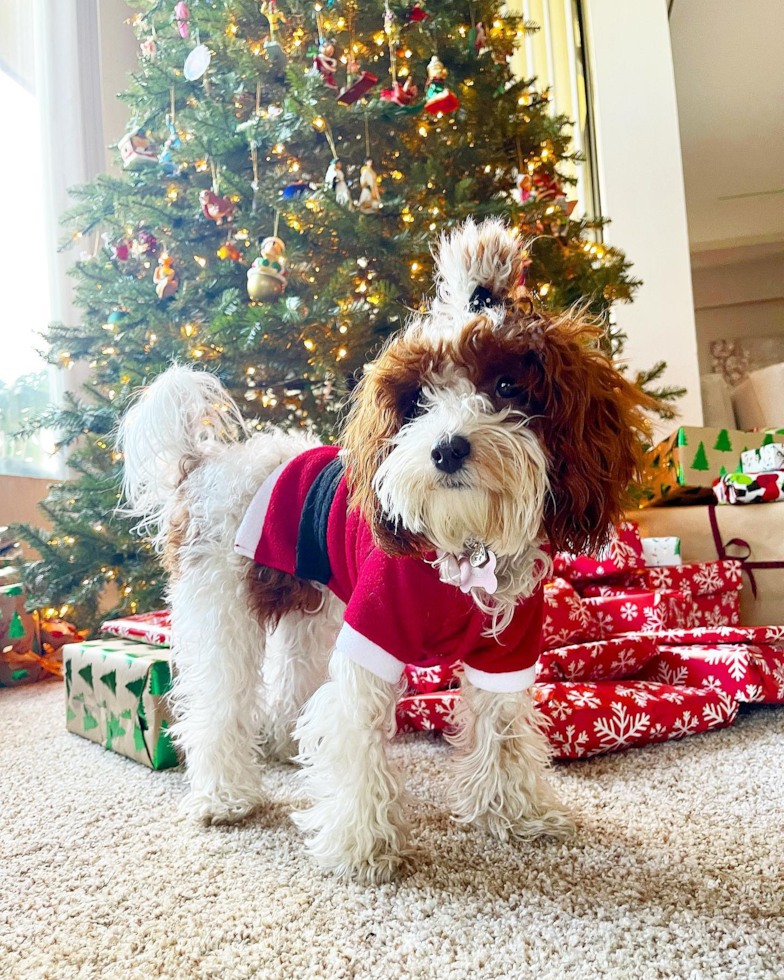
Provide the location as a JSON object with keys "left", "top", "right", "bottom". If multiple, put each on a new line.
{"left": 247, "top": 236, "right": 288, "bottom": 301}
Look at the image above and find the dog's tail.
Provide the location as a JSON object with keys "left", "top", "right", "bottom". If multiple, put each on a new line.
{"left": 117, "top": 364, "right": 246, "bottom": 549}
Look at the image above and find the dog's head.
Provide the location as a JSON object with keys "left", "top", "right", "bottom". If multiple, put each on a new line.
{"left": 342, "top": 218, "right": 652, "bottom": 567}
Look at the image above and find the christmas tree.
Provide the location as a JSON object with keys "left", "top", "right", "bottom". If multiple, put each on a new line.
{"left": 15, "top": 0, "right": 683, "bottom": 627}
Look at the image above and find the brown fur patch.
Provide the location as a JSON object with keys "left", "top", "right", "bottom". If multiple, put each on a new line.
{"left": 162, "top": 493, "right": 190, "bottom": 580}
{"left": 247, "top": 564, "right": 324, "bottom": 629}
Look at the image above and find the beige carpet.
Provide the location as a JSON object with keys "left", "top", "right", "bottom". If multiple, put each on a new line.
{"left": 2, "top": 680, "right": 783, "bottom": 980}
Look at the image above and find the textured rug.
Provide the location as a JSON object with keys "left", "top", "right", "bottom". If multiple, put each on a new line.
{"left": 2, "top": 680, "right": 783, "bottom": 980}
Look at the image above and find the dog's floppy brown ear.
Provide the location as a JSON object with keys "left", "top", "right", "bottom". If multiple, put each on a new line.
{"left": 341, "top": 336, "right": 432, "bottom": 557}
{"left": 525, "top": 312, "right": 656, "bottom": 555}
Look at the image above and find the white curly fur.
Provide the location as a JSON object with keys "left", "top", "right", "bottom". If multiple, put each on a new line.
{"left": 447, "top": 678, "right": 575, "bottom": 841}
{"left": 425, "top": 217, "right": 522, "bottom": 337}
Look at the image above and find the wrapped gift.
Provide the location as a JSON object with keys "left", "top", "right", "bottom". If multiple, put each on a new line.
{"left": 0, "top": 649, "right": 45, "bottom": 687}
{"left": 583, "top": 589, "right": 694, "bottom": 635}
{"left": 639, "top": 624, "right": 784, "bottom": 645}
{"left": 102, "top": 609, "right": 171, "bottom": 646}
{"left": 536, "top": 634, "right": 659, "bottom": 682}
{"left": 552, "top": 522, "right": 645, "bottom": 583}
{"left": 691, "top": 589, "right": 741, "bottom": 628}
{"left": 713, "top": 470, "right": 784, "bottom": 505}
{"left": 405, "top": 661, "right": 459, "bottom": 695}
{"left": 632, "top": 504, "right": 784, "bottom": 625}
{"left": 641, "top": 536, "right": 682, "bottom": 567}
{"left": 640, "top": 559, "right": 742, "bottom": 596}
{"left": 535, "top": 681, "right": 739, "bottom": 758}
{"left": 639, "top": 643, "right": 784, "bottom": 704}
{"left": 742, "top": 443, "right": 784, "bottom": 473}
{"left": 541, "top": 578, "right": 598, "bottom": 650}
{"left": 639, "top": 426, "right": 784, "bottom": 507}
{"left": 396, "top": 690, "right": 459, "bottom": 732}
{"left": 64, "top": 639, "right": 178, "bottom": 769}
{"left": 533, "top": 681, "right": 738, "bottom": 759}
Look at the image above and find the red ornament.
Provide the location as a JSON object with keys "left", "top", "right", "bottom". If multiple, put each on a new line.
{"left": 380, "top": 77, "right": 419, "bottom": 106}
{"left": 408, "top": 3, "right": 429, "bottom": 22}
{"left": 199, "top": 189, "right": 236, "bottom": 225}
{"left": 337, "top": 71, "right": 379, "bottom": 106}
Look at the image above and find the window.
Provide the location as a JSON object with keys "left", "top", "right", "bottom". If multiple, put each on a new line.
{"left": 508, "top": 0, "right": 600, "bottom": 218}
{"left": 0, "top": 3, "right": 60, "bottom": 477}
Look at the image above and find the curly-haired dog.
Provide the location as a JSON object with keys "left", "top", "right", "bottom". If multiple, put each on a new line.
{"left": 119, "top": 218, "right": 651, "bottom": 882}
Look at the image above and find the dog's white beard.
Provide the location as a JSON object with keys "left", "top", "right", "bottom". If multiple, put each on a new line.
{"left": 373, "top": 388, "right": 551, "bottom": 630}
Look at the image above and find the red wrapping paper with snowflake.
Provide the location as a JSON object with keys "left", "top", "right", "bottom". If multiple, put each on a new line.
{"left": 638, "top": 643, "right": 784, "bottom": 704}
{"left": 532, "top": 681, "right": 738, "bottom": 758}
{"left": 552, "top": 521, "right": 645, "bottom": 582}
{"left": 396, "top": 681, "right": 739, "bottom": 759}
{"left": 582, "top": 590, "right": 694, "bottom": 634}
{"left": 536, "top": 634, "right": 659, "bottom": 682}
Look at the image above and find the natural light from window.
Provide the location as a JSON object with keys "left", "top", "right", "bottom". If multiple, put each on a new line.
{"left": 0, "top": 66, "right": 58, "bottom": 477}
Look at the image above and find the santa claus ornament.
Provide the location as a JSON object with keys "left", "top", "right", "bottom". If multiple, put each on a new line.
{"left": 314, "top": 38, "right": 339, "bottom": 89}
{"left": 247, "top": 236, "right": 287, "bottom": 301}
{"left": 424, "top": 56, "right": 460, "bottom": 115}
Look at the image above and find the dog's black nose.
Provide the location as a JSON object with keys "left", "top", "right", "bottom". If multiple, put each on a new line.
{"left": 431, "top": 435, "right": 471, "bottom": 474}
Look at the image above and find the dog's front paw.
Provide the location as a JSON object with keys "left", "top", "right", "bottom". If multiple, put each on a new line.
{"left": 178, "top": 790, "right": 263, "bottom": 826}
{"left": 292, "top": 806, "right": 411, "bottom": 883}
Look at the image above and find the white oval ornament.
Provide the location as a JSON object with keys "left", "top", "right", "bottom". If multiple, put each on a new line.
{"left": 184, "top": 44, "right": 211, "bottom": 81}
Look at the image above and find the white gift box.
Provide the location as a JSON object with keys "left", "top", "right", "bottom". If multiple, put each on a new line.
{"left": 742, "top": 442, "right": 784, "bottom": 473}
{"left": 642, "top": 536, "right": 683, "bottom": 568}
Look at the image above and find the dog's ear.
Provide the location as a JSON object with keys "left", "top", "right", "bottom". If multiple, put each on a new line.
{"left": 520, "top": 311, "right": 656, "bottom": 556}
{"left": 431, "top": 218, "right": 526, "bottom": 320}
{"left": 341, "top": 336, "right": 431, "bottom": 558}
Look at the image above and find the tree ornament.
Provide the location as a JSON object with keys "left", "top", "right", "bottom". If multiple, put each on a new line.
{"left": 337, "top": 71, "right": 379, "bottom": 106}
{"left": 408, "top": 2, "right": 429, "bottom": 22}
{"left": 184, "top": 43, "right": 211, "bottom": 81}
{"left": 111, "top": 239, "right": 130, "bottom": 261}
{"left": 158, "top": 117, "right": 182, "bottom": 174}
{"left": 261, "top": 0, "right": 288, "bottom": 35}
{"left": 119, "top": 130, "right": 158, "bottom": 169}
{"left": 107, "top": 310, "right": 129, "bottom": 326}
{"left": 380, "top": 76, "right": 419, "bottom": 106}
{"left": 424, "top": 56, "right": 460, "bottom": 115}
{"left": 468, "top": 21, "right": 486, "bottom": 56}
{"left": 357, "top": 158, "right": 382, "bottom": 213}
{"left": 174, "top": 2, "right": 190, "bottom": 38}
{"left": 217, "top": 242, "right": 243, "bottom": 262}
{"left": 247, "top": 237, "right": 287, "bottom": 301}
{"left": 264, "top": 37, "right": 287, "bottom": 72}
{"left": 153, "top": 253, "right": 178, "bottom": 299}
{"left": 200, "top": 189, "right": 236, "bottom": 225}
{"left": 324, "top": 159, "right": 352, "bottom": 208}
{"left": 314, "top": 38, "right": 339, "bottom": 89}
{"left": 133, "top": 229, "right": 159, "bottom": 257}
{"left": 140, "top": 36, "right": 157, "bottom": 60}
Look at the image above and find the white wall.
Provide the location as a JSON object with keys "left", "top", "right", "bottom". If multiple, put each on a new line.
{"left": 692, "top": 248, "right": 784, "bottom": 375}
{"left": 582, "top": 0, "right": 702, "bottom": 428}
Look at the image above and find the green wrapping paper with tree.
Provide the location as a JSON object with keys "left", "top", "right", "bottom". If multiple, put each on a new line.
{"left": 63, "top": 638, "right": 179, "bottom": 770}
{"left": 639, "top": 426, "right": 784, "bottom": 507}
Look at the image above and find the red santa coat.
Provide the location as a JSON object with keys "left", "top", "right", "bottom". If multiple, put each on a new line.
{"left": 234, "top": 446, "right": 543, "bottom": 692}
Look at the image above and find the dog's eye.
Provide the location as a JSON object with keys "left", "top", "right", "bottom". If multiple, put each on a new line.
{"left": 399, "top": 388, "right": 423, "bottom": 422}
{"left": 495, "top": 376, "right": 522, "bottom": 399}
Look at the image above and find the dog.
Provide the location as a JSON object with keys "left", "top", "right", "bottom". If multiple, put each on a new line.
{"left": 119, "top": 218, "right": 650, "bottom": 882}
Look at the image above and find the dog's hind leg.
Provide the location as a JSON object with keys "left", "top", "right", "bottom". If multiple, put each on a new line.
{"left": 170, "top": 547, "right": 268, "bottom": 825}
{"left": 447, "top": 679, "right": 575, "bottom": 841}
{"left": 260, "top": 592, "right": 344, "bottom": 763}
{"left": 293, "top": 650, "right": 410, "bottom": 883}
